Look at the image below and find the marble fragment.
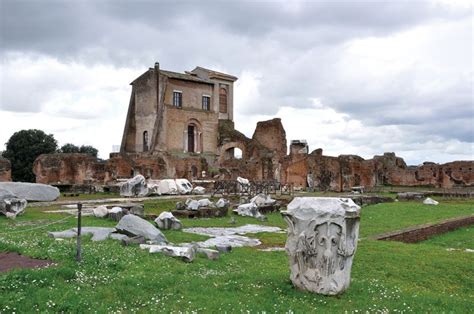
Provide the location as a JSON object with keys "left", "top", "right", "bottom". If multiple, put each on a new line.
{"left": 281, "top": 197, "right": 361, "bottom": 296}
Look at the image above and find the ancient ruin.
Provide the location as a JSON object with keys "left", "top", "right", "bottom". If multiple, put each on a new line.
{"left": 282, "top": 197, "right": 361, "bottom": 295}
{"left": 1, "top": 62, "right": 467, "bottom": 191}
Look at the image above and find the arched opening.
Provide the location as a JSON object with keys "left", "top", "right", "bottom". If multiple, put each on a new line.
{"left": 184, "top": 119, "right": 202, "bottom": 153}
{"left": 187, "top": 125, "right": 195, "bottom": 152}
{"left": 191, "top": 165, "right": 198, "bottom": 178}
{"left": 143, "top": 131, "right": 148, "bottom": 152}
{"left": 224, "top": 147, "right": 243, "bottom": 160}
{"left": 219, "top": 87, "right": 227, "bottom": 113}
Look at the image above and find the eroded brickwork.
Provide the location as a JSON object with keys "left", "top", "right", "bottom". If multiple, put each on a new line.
{"left": 0, "top": 157, "right": 12, "bottom": 182}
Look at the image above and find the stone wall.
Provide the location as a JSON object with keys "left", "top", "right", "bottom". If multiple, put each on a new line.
{"left": 33, "top": 117, "right": 474, "bottom": 190}
{"left": 0, "top": 157, "right": 12, "bottom": 182}
{"left": 374, "top": 215, "right": 474, "bottom": 243}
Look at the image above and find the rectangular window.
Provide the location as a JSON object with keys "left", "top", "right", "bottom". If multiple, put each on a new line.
{"left": 202, "top": 95, "right": 211, "bottom": 111}
{"left": 173, "top": 91, "right": 182, "bottom": 108}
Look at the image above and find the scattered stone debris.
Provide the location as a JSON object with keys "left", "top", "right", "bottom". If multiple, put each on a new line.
{"left": 281, "top": 197, "right": 360, "bottom": 296}
{"left": 397, "top": 192, "right": 425, "bottom": 201}
{"left": 0, "top": 188, "right": 27, "bottom": 219}
{"left": 258, "top": 247, "right": 286, "bottom": 252}
{"left": 0, "top": 182, "right": 60, "bottom": 201}
{"left": 141, "top": 244, "right": 196, "bottom": 262}
{"left": 423, "top": 197, "right": 439, "bottom": 205}
{"left": 175, "top": 179, "right": 193, "bottom": 194}
{"left": 108, "top": 207, "right": 126, "bottom": 221}
{"left": 48, "top": 227, "right": 116, "bottom": 241}
{"left": 192, "top": 186, "right": 206, "bottom": 194}
{"left": 120, "top": 175, "right": 149, "bottom": 197}
{"left": 121, "top": 235, "right": 146, "bottom": 246}
{"left": 115, "top": 214, "right": 167, "bottom": 244}
{"left": 154, "top": 211, "right": 182, "bottom": 230}
{"left": 93, "top": 205, "right": 108, "bottom": 218}
{"left": 234, "top": 193, "right": 277, "bottom": 219}
{"left": 343, "top": 195, "right": 394, "bottom": 206}
{"left": 183, "top": 224, "right": 282, "bottom": 248}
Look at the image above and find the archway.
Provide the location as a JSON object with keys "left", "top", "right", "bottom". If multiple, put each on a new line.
{"left": 218, "top": 141, "right": 247, "bottom": 163}
{"left": 184, "top": 119, "right": 202, "bottom": 153}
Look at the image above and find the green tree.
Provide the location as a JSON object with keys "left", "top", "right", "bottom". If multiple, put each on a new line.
{"left": 59, "top": 143, "right": 98, "bottom": 157}
{"left": 4, "top": 129, "right": 57, "bottom": 182}
{"left": 60, "top": 143, "right": 80, "bottom": 153}
{"left": 79, "top": 145, "right": 98, "bottom": 158}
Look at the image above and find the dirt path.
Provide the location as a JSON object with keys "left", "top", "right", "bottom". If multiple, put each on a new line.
{"left": 0, "top": 252, "right": 55, "bottom": 272}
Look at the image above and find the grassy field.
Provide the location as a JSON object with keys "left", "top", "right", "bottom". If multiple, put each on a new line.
{"left": 0, "top": 195, "right": 473, "bottom": 313}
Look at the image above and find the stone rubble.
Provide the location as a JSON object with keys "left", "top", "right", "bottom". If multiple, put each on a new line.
{"left": 183, "top": 224, "right": 282, "bottom": 248}
{"left": 423, "top": 197, "right": 439, "bottom": 205}
{"left": 120, "top": 175, "right": 149, "bottom": 197}
{"left": 0, "top": 188, "right": 27, "bottom": 219}
{"left": 192, "top": 186, "right": 206, "bottom": 194}
{"left": 154, "top": 211, "right": 182, "bottom": 230}
{"left": 93, "top": 205, "right": 108, "bottom": 218}
{"left": 141, "top": 244, "right": 196, "bottom": 262}
{"left": 115, "top": 214, "right": 167, "bottom": 244}
{"left": 0, "top": 182, "right": 60, "bottom": 201}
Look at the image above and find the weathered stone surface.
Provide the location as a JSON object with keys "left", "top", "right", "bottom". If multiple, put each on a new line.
{"left": 197, "top": 235, "right": 261, "bottom": 248}
{"left": 115, "top": 214, "right": 167, "bottom": 243}
{"left": 154, "top": 211, "right": 182, "bottom": 230}
{"left": 397, "top": 192, "right": 425, "bottom": 201}
{"left": 108, "top": 207, "right": 126, "bottom": 221}
{"left": 175, "top": 179, "right": 193, "bottom": 194}
{"left": 129, "top": 205, "right": 145, "bottom": 217}
{"left": 93, "top": 205, "right": 108, "bottom": 218}
{"left": 281, "top": 197, "right": 361, "bottom": 296}
{"left": 0, "top": 182, "right": 59, "bottom": 201}
{"left": 121, "top": 235, "right": 146, "bottom": 246}
{"left": 141, "top": 244, "right": 196, "bottom": 262}
{"left": 215, "top": 198, "right": 230, "bottom": 208}
{"left": 48, "top": 227, "right": 115, "bottom": 241}
{"left": 193, "top": 186, "right": 206, "bottom": 194}
{"left": 0, "top": 188, "right": 27, "bottom": 219}
{"left": 120, "top": 175, "right": 149, "bottom": 197}
{"left": 234, "top": 203, "right": 264, "bottom": 219}
{"left": 0, "top": 157, "right": 11, "bottom": 182}
{"left": 183, "top": 224, "right": 281, "bottom": 248}
{"left": 423, "top": 197, "right": 439, "bottom": 205}
{"left": 250, "top": 193, "right": 276, "bottom": 206}
{"left": 196, "top": 248, "right": 220, "bottom": 260}
{"left": 186, "top": 199, "right": 200, "bottom": 210}
{"left": 198, "top": 198, "right": 213, "bottom": 208}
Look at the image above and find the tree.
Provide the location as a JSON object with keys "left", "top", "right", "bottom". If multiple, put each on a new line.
{"left": 4, "top": 129, "right": 57, "bottom": 182}
{"left": 60, "top": 143, "right": 80, "bottom": 153}
{"left": 59, "top": 143, "right": 98, "bottom": 158}
{"left": 79, "top": 145, "right": 98, "bottom": 158}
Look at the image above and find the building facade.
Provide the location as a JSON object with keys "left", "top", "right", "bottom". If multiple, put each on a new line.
{"left": 120, "top": 63, "right": 237, "bottom": 155}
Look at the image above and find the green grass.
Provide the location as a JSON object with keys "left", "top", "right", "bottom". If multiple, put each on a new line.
{"left": 0, "top": 196, "right": 473, "bottom": 312}
{"left": 422, "top": 226, "right": 474, "bottom": 249}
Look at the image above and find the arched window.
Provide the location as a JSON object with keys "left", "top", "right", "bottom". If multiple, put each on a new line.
{"left": 143, "top": 131, "right": 148, "bottom": 152}
{"left": 219, "top": 87, "right": 227, "bottom": 113}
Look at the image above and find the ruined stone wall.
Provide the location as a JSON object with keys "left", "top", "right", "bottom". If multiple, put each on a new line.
{"left": 252, "top": 118, "right": 287, "bottom": 159}
{"left": 0, "top": 157, "right": 12, "bottom": 182}
{"left": 33, "top": 154, "right": 105, "bottom": 184}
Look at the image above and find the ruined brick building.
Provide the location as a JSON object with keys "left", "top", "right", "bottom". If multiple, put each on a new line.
{"left": 8, "top": 62, "right": 472, "bottom": 190}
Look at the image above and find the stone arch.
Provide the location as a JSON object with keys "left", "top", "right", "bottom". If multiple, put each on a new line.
{"left": 218, "top": 141, "right": 247, "bottom": 163}
{"left": 183, "top": 118, "right": 202, "bottom": 153}
{"left": 143, "top": 131, "right": 149, "bottom": 152}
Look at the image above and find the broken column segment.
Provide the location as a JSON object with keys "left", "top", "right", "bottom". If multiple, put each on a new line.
{"left": 281, "top": 197, "right": 361, "bottom": 296}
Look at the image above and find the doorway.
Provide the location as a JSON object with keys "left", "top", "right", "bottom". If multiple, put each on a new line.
{"left": 188, "top": 125, "right": 195, "bottom": 153}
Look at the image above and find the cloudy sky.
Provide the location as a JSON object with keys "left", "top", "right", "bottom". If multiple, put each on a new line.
{"left": 0, "top": 0, "right": 472, "bottom": 165}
